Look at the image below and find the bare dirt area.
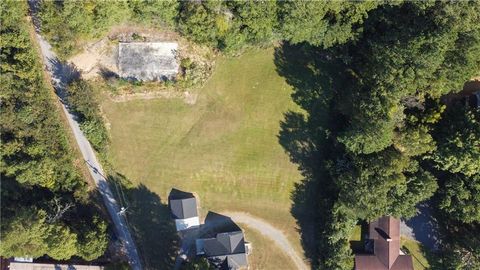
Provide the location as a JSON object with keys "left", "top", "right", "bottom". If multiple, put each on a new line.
{"left": 108, "top": 90, "right": 198, "bottom": 105}
{"left": 69, "top": 38, "right": 117, "bottom": 79}
{"left": 68, "top": 24, "right": 216, "bottom": 93}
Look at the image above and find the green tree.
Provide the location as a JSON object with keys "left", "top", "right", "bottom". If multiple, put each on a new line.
{"left": 432, "top": 105, "right": 480, "bottom": 177}
{"left": 0, "top": 210, "right": 50, "bottom": 258}
{"left": 45, "top": 223, "right": 78, "bottom": 260}
{"left": 1, "top": 0, "right": 108, "bottom": 261}
{"left": 336, "top": 1, "right": 480, "bottom": 154}
{"left": 227, "top": 0, "right": 278, "bottom": 43}
{"left": 1, "top": 0, "right": 85, "bottom": 192}
{"left": 322, "top": 204, "right": 356, "bottom": 270}
{"left": 0, "top": 209, "right": 78, "bottom": 260}
{"left": 439, "top": 173, "right": 480, "bottom": 223}
{"left": 332, "top": 148, "right": 437, "bottom": 220}
{"left": 66, "top": 79, "right": 100, "bottom": 121}
{"left": 66, "top": 79, "right": 109, "bottom": 151}
{"left": 182, "top": 257, "right": 214, "bottom": 270}
{"left": 76, "top": 217, "right": 109, "bottom": 260}
{"left": 91, "top": 0, "right": 131, "bottom": 35}
{"left": 177, "top": 1, "right": 220, "bottom": 46}
{"left": 393, "top": 106, "right": 441, "bottom": 157}
{"left": 129, "top": 0, "right": 178, "bottom": 27}
{"left": 437, "top": 219, "right": 480, "bottom": 269}
{"left": 39, "top": 1, "right": 78, "bottom": 57}
{"left": 279, "top": 1, "right": 380, "bottom": 48}
{"left": 39, "top": 0, "right": 132, "bottom": 58}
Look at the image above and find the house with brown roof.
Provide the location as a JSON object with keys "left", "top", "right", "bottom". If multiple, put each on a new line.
{"left": 354, "top": 216, "right": 413, "bottom": 270}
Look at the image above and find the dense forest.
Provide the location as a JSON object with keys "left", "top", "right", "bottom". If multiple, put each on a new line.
{"left": 37, "top": 0, "right": 379, "bottom": 57}
{"left": 0, "top": 0, "right": 108, "bottom": 261}
{"left": 1, "top": 0, "right": 479, "bottom": 269}
{"left": 281, "top": 2, "right": 480, "bottom": 269}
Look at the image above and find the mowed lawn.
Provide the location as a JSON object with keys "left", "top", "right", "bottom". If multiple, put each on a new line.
{"left": 401, "top": 237, "right": 430, "bottom": 270}
{"left": 242, "top": 226, "right": 297, "bottom": 270}
{"left": 102, "top": 48, "right": 305, "bottom": 265}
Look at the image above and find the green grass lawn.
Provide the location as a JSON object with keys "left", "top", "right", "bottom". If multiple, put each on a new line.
{"left": 242, "top": 225, "right": 297, "bottom": 270}
{"left": 401, "top": 237, "right": 430, "bottom": 270}
{"left": 350, "top": 224, "right": 368, "bottom": 253}
{"left": 350, "top": 225, "right": 362, "bottom": 241}
{"left": 102, "top": 48, "right": 305, "bottom": 267}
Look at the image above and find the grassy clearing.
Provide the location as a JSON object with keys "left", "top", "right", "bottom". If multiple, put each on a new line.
{"left": 401, "top": 237, "right": 430, "bottom": 270}
{"left": 242, "top": 225, "right": 297, "bottom": 270}
{"left": 350, "top": 225, "right": 362, "bottom": 242}
{"left": 349, "top": 224, "right": 367, "bottom": 253}
{"left": 101, "top": 48, "right": 305, "bottom": 267}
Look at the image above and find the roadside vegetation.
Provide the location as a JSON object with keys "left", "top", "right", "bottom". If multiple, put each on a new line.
{"left": 4, "top": 0, "right": 479, "bottom": 269}
{"left": 66, "top": 78, "right": 109, "bottom": 152}
{"left": 0, "top": 0, "right": 108, "bottom": 261}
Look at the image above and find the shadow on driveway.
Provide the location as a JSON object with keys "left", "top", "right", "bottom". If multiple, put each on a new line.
{"left": 401, "top": 202, "right": 440, "bottom": 251}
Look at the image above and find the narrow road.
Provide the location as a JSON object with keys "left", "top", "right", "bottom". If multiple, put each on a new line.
{"left": 223, "top": 212, "right": 309, "bottom": 270}
{"left": 28, "top": 2, "right": 142, "bottom": 269}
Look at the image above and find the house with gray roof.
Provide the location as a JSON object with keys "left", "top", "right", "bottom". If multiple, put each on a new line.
{"left": 168, "top": 189, "right": 200, "bottom": 231}
{"left": 196, "top": 231, "right": 248, "bottom": 270}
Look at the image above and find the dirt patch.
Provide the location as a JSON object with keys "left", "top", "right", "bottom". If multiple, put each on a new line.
{"left": 108, "top": 90, "right": 198, "bottom": 105}
{"left": 69, "top": 38, "right": 117, "bottom": 79}
{"left": 68, "top": 24, "right": 216, "bottom": 87}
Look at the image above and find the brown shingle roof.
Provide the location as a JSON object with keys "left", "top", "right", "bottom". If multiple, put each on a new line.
{"left": 355, "top": 216, "right": 413, "bottom": 270}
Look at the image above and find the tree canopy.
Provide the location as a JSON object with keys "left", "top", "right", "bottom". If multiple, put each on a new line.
{"left": 432, "top": 104, "right": 480, "bottom": 177}
{"left": 1, "top": 0, "right": 108, "bottom": 261}
{"left": 279, "top": 1, "right": 380, "bottom": 47}
{"left": 277, "top": 1, "right": 480, "bottom": 268}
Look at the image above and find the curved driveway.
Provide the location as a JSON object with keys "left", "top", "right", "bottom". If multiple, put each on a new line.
{"left": 223, "top": 212, "right": 309, "bottom": 270}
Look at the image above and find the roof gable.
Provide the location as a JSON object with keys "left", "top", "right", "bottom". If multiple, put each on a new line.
{"left": 170, "top": 197, "right": 197, "bottom": 219}
{"left": 372, "top": 216, "right": 400, "bottom": 268}
{"left": 204, "top": 231, "right": 246, "bottom": 257}
{"left": 218, "top": 231, "right": 245, "bottom": 254}
{"left": 355, "top": 216, "right": 413, "bottom": 270}
{"left": 168, "top": 189, "right": 197, "bottom": 219}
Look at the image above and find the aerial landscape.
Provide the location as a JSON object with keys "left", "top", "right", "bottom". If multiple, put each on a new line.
{"left": 1, "top": 1, "right": 479, "bottom": 270}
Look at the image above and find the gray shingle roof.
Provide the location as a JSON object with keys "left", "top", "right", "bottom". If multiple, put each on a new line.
{"left": 204, "top": 231, "right": 246, "bottom": 256}
{"left": 168, "top": 189, "right": 198, "bottom": 219}
{"left": 210, "top": 253, "right": 248, "bottom": 270}
{"left": 203, "top": 231, "right": 247, "bottom": 269}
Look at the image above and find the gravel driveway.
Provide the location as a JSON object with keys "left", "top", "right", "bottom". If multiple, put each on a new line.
{"left": 223, "top": 212, "right": 309, "bottom": 270}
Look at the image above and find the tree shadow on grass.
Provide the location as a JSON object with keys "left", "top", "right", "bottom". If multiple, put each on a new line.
{"left": 275, "top": 42, "right": 349, "bottom": 268}
{"left": 349, "top": 222, "right": 368, "bottom": 253}
{"left": 108, "top": 173, "right": 179, "bottom": 270}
